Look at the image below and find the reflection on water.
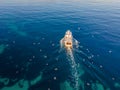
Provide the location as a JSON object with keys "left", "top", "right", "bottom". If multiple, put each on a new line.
{"left": 0, "top": 0, "right": 120, "bottom": 90}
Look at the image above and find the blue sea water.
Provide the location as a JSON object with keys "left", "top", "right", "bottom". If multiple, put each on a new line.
{"left": 0, "top": 0, "right": 120, "bottom": 90}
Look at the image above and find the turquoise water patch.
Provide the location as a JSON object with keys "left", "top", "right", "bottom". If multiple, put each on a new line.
{"left": 91, "top": 82, "right": 105, "bottom": 90}
{"left": 77, "top": 64, "right": 85, "bottom": 77}
{"left": 1, "top": 80, "right": 29, "bottom": 90}
{"left": 0, "top": 44, "right": 6, "bottom": 54}
{"left": 30, "top": 72, "right": 43, "bottom": 85}
{"left": 0, "top": 77, "right": 9, "bottom": 86}
{"left": 0, "top": 72, "right": 43, "bottom": 90}
{"left": 77, "top": 64, "right": 85, "bottom": 90}
{"left": 78, "top": 78, "right": 84, "bottom": 90}
{"left": 60, "top": 81, "right": 74, "bottom": 90}
{"left": 8, "top": 23, "right": 27, "bottom": 36}
{"left": 114, "top": 82, "right": 120, "bottom": 88}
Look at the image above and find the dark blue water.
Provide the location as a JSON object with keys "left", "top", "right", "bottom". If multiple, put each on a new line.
{"left": 0, "top": 0, "right": 120, "bottom": 90}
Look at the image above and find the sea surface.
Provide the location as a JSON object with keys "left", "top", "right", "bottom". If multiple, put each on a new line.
{"left": 0, "top": 0, "right": 120, "bottom": 90}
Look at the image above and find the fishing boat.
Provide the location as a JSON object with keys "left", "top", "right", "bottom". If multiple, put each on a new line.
{"left": 60, "top": 30, "right": 73, "bottom": 49}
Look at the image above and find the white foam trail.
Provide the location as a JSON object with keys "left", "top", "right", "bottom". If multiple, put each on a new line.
{"left": 60, "top": 30, "right": 79, "bottom": 90}
{"left": 67, "top": 49, "right": 79, "bottom": 90}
